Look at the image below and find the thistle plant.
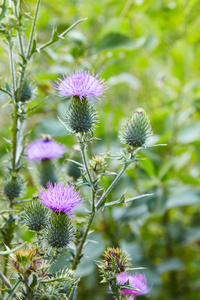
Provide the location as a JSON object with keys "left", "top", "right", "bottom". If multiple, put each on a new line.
{"left": 0, "top": 1, "right": 156, "bottom": 299}
{"left": 25, "top": 136, "right": 66, "bottom": 187}
{"left": 97, "top": 247, "right": 152, "bottom": 300}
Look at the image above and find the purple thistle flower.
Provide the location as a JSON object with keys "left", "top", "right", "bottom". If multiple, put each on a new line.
{"left": 38, "top": 182, "right": 84, "bottom": 216}
{"left": 117, "top": 272, "right": 152, "bottom": 300}
{"left": 25, "top": 138, "right": 66, "bottom": 161}
{"left": 54, "top": 70, "right": 107, "bottom": 101}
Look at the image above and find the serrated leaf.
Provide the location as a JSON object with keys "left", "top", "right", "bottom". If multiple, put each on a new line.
{"left": 125, "top": 193, "right": 153, "bottom": 204}
{"left": 68, "top": 281, "right": 79, "bottom": 300}
{"left": 30, "top": 39, "right": 38, "bottom": 57}
{"left": 66, "top": 159, "right": 84, "bottom": 168}
{"left": 0, "top": 243, "right": 26, "bottom": 255}
{"left": 104, "top": 193, "right": 125, "bottom": 207}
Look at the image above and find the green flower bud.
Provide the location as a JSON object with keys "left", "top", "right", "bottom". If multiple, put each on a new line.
{"left": 3, "top": 174, "right": 24, "bottom": 201}
{"left": 20, "top": 78, "right": 34, "bottom": 102}
{"left": 45, "top": 212, "right": 74, "bottom": 249}
{"left": 39, "top": 159, "right": 58, "bottom": 188}
{"left": 65, "top": 97, "right": 97, "bottom": 134}
{"left": 120, "top": 110, "right": 152, "bottom": 148}
{"left": 23, "top": 200, "right": 49, "bottom": 232}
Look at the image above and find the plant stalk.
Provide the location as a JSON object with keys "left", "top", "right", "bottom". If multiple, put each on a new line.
{"left": 71, "top": 211, "right": 95, "bottom": 270}
{"left": 27, "top": 0, "right": 41, "bottom": 59}
{"left": 95, "top": 162, "right": 129, "bottom": 210}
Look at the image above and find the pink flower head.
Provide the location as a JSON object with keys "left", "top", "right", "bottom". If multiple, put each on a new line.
{"left": 38, "top": 182, "right": 84, "bottom": 216}
{"left": 25, "top": 138, "right": 66, "bottom": 161}
{"left": 54, "top": 70, "right": 107, "bottom": 101}
{"left": 117, "top": 272, "right": 152, "bottom": 300}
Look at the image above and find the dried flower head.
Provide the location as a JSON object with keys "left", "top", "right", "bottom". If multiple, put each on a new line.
{"left": 120, "top": 110, "right": 152, "bottom": 149}
{"left": 38, "top": 182, "right": 83, "bottom": 217}
{"left": 55, "top": 70, "right": 107, "bottom": 101}
{"left": 117, "top": 272, "right": 152, "bottom": 299}
{"left": 11, "top": 247, "right": 41, "bottom": 276}
{"left": 97, "top": 247, "right": 131, "bottom": 282}
{"left": 24, "top": 136, "right": 66, "bottom": 161}
{"left": 89, "top": 155, "right": 107, "bottom": 174}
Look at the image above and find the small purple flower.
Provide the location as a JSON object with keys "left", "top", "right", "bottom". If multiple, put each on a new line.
{"left": 38, "top": 182, "right": 83, "bottom": 216}
{"left": 54, "top": 70, "right": 107, "bottom": 101}
{"left": 117, "top": 272, "right": 152, "bottom": 300}
{"left": 25, "top": 138, "right": 66, "bottom": 161}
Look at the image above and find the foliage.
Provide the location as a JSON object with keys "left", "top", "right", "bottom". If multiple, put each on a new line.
{"left": 0, "top": 0, "right": 200, "bottom": 299}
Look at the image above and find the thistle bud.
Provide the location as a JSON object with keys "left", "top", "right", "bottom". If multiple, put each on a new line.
{"left": 39, "top": 159, "right": 58, "bottom": 188}
{"left": 45, "top": 212, "right": 74, "bottom": 249}
{"left": 120, "top": 110, "right": 152, "bottom": 149}
{"left": 2, "top": 174, "right": 24, "bottom": 201}
{"left": 20, "top": 78, "right": 34, "bottom": 103}
{"left": 89, "top": 155, "right": 107, "bottom": 174}
{"left": 64, "top": 97, "right": 97, "bottom": 134}
{"left": 97, "top": 247, "right": 131, "bottom": 280}
{"left": 22, "top": 200, "right": 49, "bottom": 232}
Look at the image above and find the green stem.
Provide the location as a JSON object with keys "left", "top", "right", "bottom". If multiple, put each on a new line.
{"left": 26, "top": 0, "right": 41, "bottom": 59}
{"left": 15, "top": 0, "right": 25, "bottom": 57}
{"left": 1, "top": 203, "right": 15, "bottom": 296}
{"left": 8, "top": 38, "right": 16, "bottom": 97}
{"left": 78, "top": 134, "right": 93, "bottom": 186}
{"left": 95, "top": 162, "right": 129, "bottom": 210}
{"left": 71, "top": 134, "right": 96, "bottom": 270}
{"left": 11, "top": 103, "right": 18, "bottom": 172}
{"left": 71, "top": 211, "right": 95, "bottom": 270}
{"left": 5, "top": 277, "right": 22, "bottom": 300}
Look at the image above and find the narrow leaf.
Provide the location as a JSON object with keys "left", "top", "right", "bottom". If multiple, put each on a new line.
{"left": 125, "top": 193, "right": 153, "bottom": 204}
{"left": 0, "top": 0, "right": 6, "bottom": 21}
{"left": 0, "top": 243, "right": 26, "bottom": 255}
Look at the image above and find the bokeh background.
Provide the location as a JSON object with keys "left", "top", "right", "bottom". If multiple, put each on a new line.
{"left": 0, "top": 0, "right": 200, "bottom": 299}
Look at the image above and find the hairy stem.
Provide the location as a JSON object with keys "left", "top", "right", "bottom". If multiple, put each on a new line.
{"left": 13, "top": 0, "right": 25, "bottom": 57}
{"left": 11, "top": 103, "right": 18, "bottom": 172}
{"left": 71, "top": 211, "right": 95, "bottom": 270}
{"left": 27, "top": 0, "right": 41, "bottom": 59}
{"left": 71, "top": 134, "right": 96, "bottom": 270}
{"left": 78, "top": 134, "right": 93, "bottom": 186}
{"left": 95, "top": 162, "right": 129, "bottom": 210}
{"left": 8, "top": 38, "right": 16, "bottom": 97}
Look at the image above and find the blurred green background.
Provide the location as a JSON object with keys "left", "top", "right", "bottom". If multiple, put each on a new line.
{"left": 0, "top": 0, "right": 200, "bottom": 299}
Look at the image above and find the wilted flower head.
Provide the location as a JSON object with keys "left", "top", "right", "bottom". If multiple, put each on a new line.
{"left": 25, "top": 136, "right": 66, "bottom": 161}
{"left": 89, "top": 155, "right": 107, "bottom": 174}
{"left": 117, "top": 272, "right": 152, "bottom": 299}
{"left": 11, "top": 247, "right": 41, "bottom": 276}
{"left": 38, "top": 182, "right": 83, "bottom": 217}
{"left": 55, "top": 70, "right": 107, "bottom": 101}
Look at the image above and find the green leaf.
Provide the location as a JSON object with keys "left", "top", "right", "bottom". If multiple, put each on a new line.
{"left": 104, "top": 193, "right": 125, "bottom": 207}
{"left": 0, "top": 0, "right": 6, "bottom": 22}
{"left": 107, "top": 73, "right": 141, "bottom": 90}
{"left": 40, "top": 118, "right": 69, "bottom": 136}
{"left": 97, "top": 33, "right": 146, "bottom": 51}
{"left": 125, "top": 193, "right": 153, "bottom": 204}
{"left": 30, "top": 39, "right": 38, "bottom": 56}
{"left": 157, "top": 258, "right": 184, "bottom": 274}
{"left": 68, "top": 281, "right": 79, "bottom": 300}
{"left": 0, "top": 243, "right": 26, "bottom": 255}
{"left": 177, "top": 123, "right": 200, "bottom": 144}
{"left": 37, "top": 18, "right": 87, "bottom": 52}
